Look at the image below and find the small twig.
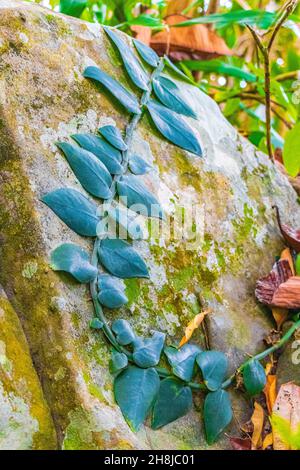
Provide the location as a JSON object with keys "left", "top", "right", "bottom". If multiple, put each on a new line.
{"left": 268, "top": 0, "right": 298, "bottom": 52}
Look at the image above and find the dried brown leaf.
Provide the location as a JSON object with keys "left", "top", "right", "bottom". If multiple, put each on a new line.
{"left": 272, "top": 382, "right": 300, "bottom": 450}
{"left": 251, "top": 402, "right": 265, "bottom": 449}
{"left": 264, "top": 375, "right": 277, "bottom": 415}
{"left": 272, "top": 277, "right": 300, "bottom": 309}
{"left": 255, "top": 259, "right": 293, "bottom": 306}
{"left": 178, "top": 309, "right": 211, "bottom": 348}
{"left": 275, "top": 206, "right": 300, "bottom": 253}
{"left": 230, "top": 437, "right": 252, "bottom": 450}
{"left": 262, "top": 432, "right": 273, "bottom": 450}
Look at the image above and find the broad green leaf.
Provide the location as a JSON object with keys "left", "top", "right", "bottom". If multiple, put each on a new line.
{"left": 98, "top": 273, "right": 128, "bottom": 309}
{"left": 204, "top": 390, "right": 233, "bottom": 444}
{"left": 164, "top": 344, "right": 202, "bottom": 382}
{"left": 174, "top": 10, "right": 276, "bottom": 29}
{"left": 104, "top": 27, "right": 149, "bottom": 92}
{"left": 223, "top": 98, "right": 240, "bottom": 118}
{"left": 98, "top": 238, "right": 149, "bottom": 279}
{"left": 98, "top": 125, "right": 127, "bottom": 152}
{"left": 50, "top": 243, "right": 97, "bottom": 283}
{"left": 56, "top": 142, "right": 112, "bottom": 199}
{"left": 243, "top": 360, "right": 266, "bottom": 396}
{"left": 112, "top": 319, "right": 135, "bottom": 346}
{"left": 164, "top": 56, "right": 195, "bottom": 85}
{"left": 129, "top": 154, "right": 153, "bottom": 175}
{"left": 147, "top": 100, "right": 202, "bottom": 156}
{"left": 117, "top": 175, "right": 164, "bottom": 220}
{"left": 196, "top": 351, "right": 228, "bottom": 391}
{"left": 180, "top": 60, "right": 256, "bottom": 83}
{"left": 83, "top": 66, "right": 141, "bottom": 115}
{"left": 60, "top": 0, "right": 86, "bottom": 17}
{"left": 114, "top": 366, "right": 160, "bottom": 432}
{"left": 132, "top": 331, "right": 165, "bottom": 368}
{"left": 72, "top": 134, "right": 123, "bottom": 176}
{"left": 283, "top": 122, "right": 300, "bottom": 177}
{"left": 109, "top": 350, "right": 128, "bottom": 374}
{"left": 152, "top": 378, "right": 193, "bottom": 429}
{"left": 128, "top": 15, "right": 163, "bottom": 28}
{"left": 42, "top": 188, "right": 98, "bottom": 236}
{"left": 133, "top": 39, "right": 159, "bottom": 68}
{"left": 153, "top": 76, "right": 197, "bottom": 118}
{"left": 106, "top": 206, "right": 144, "bottom": 240}
{"left": 90, "top": 318, "right": 103, "bottom": 330}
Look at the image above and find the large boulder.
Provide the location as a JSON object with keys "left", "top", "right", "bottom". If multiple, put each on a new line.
{"left": 0, "top": 0, "right": 299, "bottom": 450}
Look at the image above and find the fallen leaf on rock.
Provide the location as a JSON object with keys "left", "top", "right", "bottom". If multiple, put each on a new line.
{"left": 271, "top": 382, "right": 300, "bottom": 450}
{"left": 264, "top": 375, "right": 277, "bottom": 415}
{"left": 230, "top": 437, "right": 252, "bottom": 450}
{"left": 271, "top": 249, "right": 294, "bottom": 328}
{"left": 280, "top": 248, "right": 295, "bottom": 275}
{"left": 255, "top": 259, "right": 293, "bottom": 307}
{"left": 271, "top": 277, "right": 300, "bottom": 309}
{"left": 179, "top": 309, "right": 211, "bottom": 347}
{"left": 251, "top": 402, "right": 265, "bottom": 449}
{"left": 274, "top": 206, "right": 300, "bottom": 253}
{"left": 262, "top": 432, "right": 273, "bottom": 450}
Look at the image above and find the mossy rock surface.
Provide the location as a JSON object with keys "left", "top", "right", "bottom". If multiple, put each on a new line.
{"left": 0, "top": 0, "right": 299, "bottom": 450}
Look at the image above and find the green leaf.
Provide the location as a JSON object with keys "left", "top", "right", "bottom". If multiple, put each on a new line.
{"left": 151, "top": 378, "right": 193, "bottom": 429}
{"left": 128, "top": 15, "right": 163, "bottom": 28}
{"left": 117, "top": 175, "right": 164, "bottom": 220}
{"left": 204, "top": 390, "right": 233, "bottom": 445}
{"left": 90, "top": 318, "right": 103, "bottom": 330}
{"left": 112, "top": 319, "right": 135, "bottom": 346}
{"left": 98, "top": 125, "right": 127, "bottom": 152}
{"left": 98, "top": 238, "right": 149, "bottom": 279}
{"left": 98, "top": 273, "right": 128, "bottom": 309}
{"left": 196, "top": 351, "right": 228, "bottom": 391}
{"left": 153, "top": 76, "right": 197, "bottom": 118}
{"left": 164, "top": 56, "right": 195, "bottom": 85}
{"left": 174, "top": 10, "right": 276, "bottom": 30}
{"left": 283, "top": 122, "right": 300, "bottom": 177}
{"left": 296, "top": 254, "right": 300, "bottom": 276}
{"left": 60, "top": 0, "right": 86, "bottom": 17}
{"left": 50, "top": 243, "right": 97, "bottom": 283}
{"left": 147, "top": 100, "right": 202, "bottom": 156}
{"left": 180, "top": 60, "right": 256, "bottom": 83}
{"left": 243, "top": 360, "right": 266, "bottom": 396}
{"left": 83, "top": 66, "right": 141, "bottom": 115}
{"left": 72, "top": 134, "right": 123, "bottom": 176}
{"left": 42, "top": 188, "right": 99, "bottom": 236}
{"left": 56, "top": 142, "right": 112, "bottom": 199}
{"left": 129, "top": 155, "right": 152, "bottom": 175}
{"left": 223, "top": 98, "right": 241, "bottom": 118}
{"left": 114, "top": 366, "right": 160, "bottom": 432}
{"left": 133, "top": 39, "right": 159, "bottom": 68}
{"left": 109, "top": 350, "right": 128, "bottom": 374}
{"left": 104, "top": 27, "right": 149, "bottom": 92}
{"left": 132, "top": 332, "right": 165, "bottom": 368}
{"left": 164, "top": 344, "right": 202, "bottom": 382}
{"left": 106, "top": 206, "right": 144, "bottom": 240}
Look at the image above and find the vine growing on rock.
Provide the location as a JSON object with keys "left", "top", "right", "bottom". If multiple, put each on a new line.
{"left": 42, "top": 27, "right": 300, "bottom": 445}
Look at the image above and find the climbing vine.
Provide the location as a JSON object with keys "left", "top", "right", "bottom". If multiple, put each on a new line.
{"left": 42, "top": 27, "right": 300, "bottom": 445}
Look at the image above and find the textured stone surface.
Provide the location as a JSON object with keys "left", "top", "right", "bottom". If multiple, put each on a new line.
{"left": 0, "top": 0, "right": 299, "bottom": 450}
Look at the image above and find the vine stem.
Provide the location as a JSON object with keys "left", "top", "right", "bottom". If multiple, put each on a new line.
{"left": 89, "top": 57, "right": 165, "bottom": 357}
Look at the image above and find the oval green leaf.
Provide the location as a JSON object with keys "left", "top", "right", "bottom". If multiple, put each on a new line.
{"left": 72, "top": 133, "right": 123, "bottom": 176}
{"left": 56, "top": 142, "right": 112, "bottom": 199}
{"left": 133, "top": 39, "right": 159, "bottom": 68}
{"left": 153, "top": 76, "right": 197, "bottom": 118}
{"left": 42, "top": 188, "right": 99, "bottom": 236}
{"left": 129, "top": 154, "right": 153, "bottom": 175}
{"left": 60, "top": 0, "right": 86, "bottom": 17}
{"left": 132, "top": 331, "right": 165, "bottom": 368}
{"left": 112, "top": 319, "right": 136, "bottom": 346}
{"left": 90, "top": 318, "right": 103, "bottom": 330}
{"left": 164, "top": 344, "right": 202, "bottom": 382}
{"left": 98, "top": 125, "right": 127, "bottom": 151}
{"left": 117, "top": 175, "right": 164, "bottom": 220}
{"left": 151, "top": 377, "right": 193, "bottom": 429}
{"left": 204, "top": 389, "right": 233, "bottom": 445}
{"left": 104, "top": 27, "right": 149, "bottom": 92}
{"left": 50, "top": 243, "right": 97, "bottom": 283}
{"left": 196, "top": 351, "right": 228, "bottom": 391}
{"left": 83, "top": 66, "right": 141, "bottom": 114}
{"left": 114, "top": 366, "right": 160, "bottom": 432}
{"left": 243, "top": 360, "right": 266, "bottom": 396}
{"left": 109, "top": 350, "right": 128, "bottom": 374}
{"left": 147, "top": 100, "right": 202, "bottom": 156}
{"left": 98, "top": 273, "right": 128, "bottom": 309}
{"left": 98, "top": 238, "right": 149, "bottom": 278}
{"left": 283, "top": 122, "right": 300, "bottom": 177}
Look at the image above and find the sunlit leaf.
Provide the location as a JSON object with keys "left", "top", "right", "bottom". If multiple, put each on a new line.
{"left": 271, "top": 382, "right": 300, "bottom": 450}
{"left": 42, "top": 188, "right": 99, "bottom": 236}
{"left": 152, "top": 377, "right": 193, "bottom": 429}
{"left": 147, "top": 100, "right": 202, "bottom": 156}
{"left": 104, "top": 27, "right": 149, "bottom": 91}
{"left": 83, "top": 66, "right": 141, "bottom": 114}
{"left": 283, "top": 122, "right": 300, "bottom": 178}
{"left": 50, "top": 243, "right": 97, "bottom": 283}
{"left": 57, "top": 142, "right": 112, "bottom": 199}
{"left": 98, "top": 238, "right": 149, "bottom": 279}
{"left": 114, "top": 366, "right": 160, "bottom": 432}
{"left": 180, "top": 60, "right": 256, "bottom": 83}
{"left": 60, "top": 0, "right": 86, "bottom": 17}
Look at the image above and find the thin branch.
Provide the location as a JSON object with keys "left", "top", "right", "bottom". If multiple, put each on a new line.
{"left": 268, "top": 0, "right": 299, "bottom": 52}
